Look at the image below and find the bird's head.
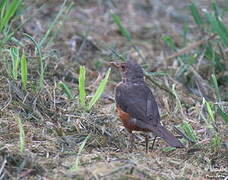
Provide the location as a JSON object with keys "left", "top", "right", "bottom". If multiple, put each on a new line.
{"left": 110, "top": 60, "right": 144, "bottom": 83}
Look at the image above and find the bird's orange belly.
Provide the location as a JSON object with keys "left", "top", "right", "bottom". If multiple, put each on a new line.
{"left": 116, "top": 107, "right": 150, "bottom": 133}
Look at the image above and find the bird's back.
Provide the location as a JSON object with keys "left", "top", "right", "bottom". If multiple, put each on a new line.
{"left": 115, "top": 82, "right": 160, "bottom": 130}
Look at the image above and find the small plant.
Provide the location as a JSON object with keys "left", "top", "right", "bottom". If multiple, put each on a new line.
{"left": 87, "top": 68, "right": 111, "bottom": 110}
{"left": 20, "top": 52, "right": 27, "bottom": 90}
{"left": 23, "top": 33, "right": 44, "bottom": 90}
{"left": 112, "top": 13, "right": 131, "bottom": 41}
{"left": 0, "top": 0, "right": 21, "bottom": 33}
{"left": 7, "top": 47, "right": 28, "bottom": 89}
{"left": 78, "top": 66, "right": 111, "bottom": 110}
{"left": 79, "top": 66, "right": 86, "bottom": 108}
{"left": 58, "top": 81, "right": 73, "bottom": 99}
{"left": 189, "top": 1, "right": 228, "bottom": 46}
{"left": 217, "top": 106, "right": 228, "bottom": 123}
{"left": 9, "top": 47, "right": 20, "bottom": 80}
{"left": 0, "top": 0, "right": 22, "bottom": 47}
{"left": 15, "top": 115, "right": 25, "bottom": 153}
{"left": 189, "top": 2, "right": 203, "bottom": 27}
{"left": 38, "top": 0, "right": 73, "bottom": 49}
{"left": 21, "top": 1, "right": 73, "bottom": 90}
{"left": 162, "top": 147, "right": 177, "bottom": 152}
{"left": 69, "top": 135, "right": 90, "bottom": 172}
{"left": 172, "top": 84, "right": 184, "bottom": 116}
{"left": 178, "top": 121, "right": 198, "bottom": 143}
{"left": 59, "top": 66, "right": 111, "bottom": 110}
{"left": 202, "top": 98, "right": 222, "bottom": 152}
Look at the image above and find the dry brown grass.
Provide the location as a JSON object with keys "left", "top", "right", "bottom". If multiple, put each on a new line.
{"left": 0, "top": 0, "right": 227, "bottom": 179}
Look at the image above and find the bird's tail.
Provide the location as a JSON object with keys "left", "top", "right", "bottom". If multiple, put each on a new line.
{"left": 151, "top": 124, "right": 184, "bottom": 148}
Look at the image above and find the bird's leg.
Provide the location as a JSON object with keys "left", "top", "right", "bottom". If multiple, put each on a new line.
{"left": 151, "top": 136, "right": 157, "bottom": 150}
{"left": 129, "top": 133, "right": 134, "bottom": 153}
{"left": 145, "top": 133, "right": 149, "bottom": 153}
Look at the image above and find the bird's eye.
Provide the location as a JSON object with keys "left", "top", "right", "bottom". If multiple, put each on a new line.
{"left": 121, "top": 65, "right": 126, "bottom": 71}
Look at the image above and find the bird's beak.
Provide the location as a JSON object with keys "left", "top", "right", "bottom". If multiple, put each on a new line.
{"left": 110, "top": 62, "right": 121, "bottom": 69}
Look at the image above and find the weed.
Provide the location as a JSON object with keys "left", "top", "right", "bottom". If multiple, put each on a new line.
{"left": 0, "top": 0, "right": 21, "bottom": 32}
{"left": 79, "top": 66, "right": 86, "bottom": 108}
{"left": 9, "top": 47, "right": 20, "bottom": 80}
{"left": 59, "top": 81, "right": 73, "bottom": 99}
{"left": 15, "top": 115, "right": 25, "bottom": 153}
{"left": 69, "top": 135, "right": 90, "bottom": 172}
{"left": 202, "top": 98, "right": 222, "bottom": 152}
{"left": 20, "top": 52, "right": 27, "bottom": 90}
{"left": 87, "top": 68, "right": 111, "bottom": 110}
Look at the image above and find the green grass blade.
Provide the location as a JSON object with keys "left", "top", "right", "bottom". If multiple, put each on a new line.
{"left": 0, "top": 0, "right": 21, "bottom": 32}
{"left": 189, "top": 2, "right": 203, "bottom": 26}
{"left": 217, "top": 106, "right": 228, "bottom": 123}
{"left": 88, "top": 68, "right": 111, "bottom": 110}
{"left": 0, "top": 0, "right": 8, "bottom": 31}
{"left": 171, "top": 84, "right": 184, "bottom": 115}
{"left": 205, "top": 100, "right": 215, "bottom": 123}
{"left": 211, "top": 1, "right": 221, "bottom": 18}
{"left": 38, "top": 0, "right": 68, "bottom": 48}
{"left": 21, "top": 52, "right": 28, "bottom": 90}
{"left": 112, "top": 13, "right": 131, "bottom": 41}
{"left": 0, "top": 1, "right": 7, "bottom": 27}
{"left": 211, "top": 74, "right": 221, "bottom": 102}
{"left": 162, "top": 147, "right": 176, "bottom": 152}
{"left": 23, "top": 33, "right": 44, "bottom": 89}
{"left": 0, "top": 0, "right": 7, "bottom": 9}
{"left": 59, "top": 81, "right": 73, "bottom": 99}
{"left": 46, "top": 2, "right": 74, "bottom": 48}
{"left": 180, "top": 121, "right": 198, "bottom": 143}
{"left": 70, "top": 135, "right": 90, "bottom": 172}
{"left": 79, "top": 66, "right": 86, "bottom": 108}
{"left": 9, "top": 47, "right": 20, "bottom": 80}
{"left": 206, "top": 12, "right": 228, "bottom": 46}
{"left": 16, "top": 115, "right": 25, "bottom": 153}
{"left": 109, "top": 48, "right": 125, "bottom": 61}
{"left": 162, "top": 35, "right": 176, "bottom": 50}
{"left": 202, "top": 98, "right": 216, "bottom": 133}
{"left": 111, "top": 13, "right": 146, "bottom": 62}
{"left": 210, "top": 134, "right": 221, "bottom": 152}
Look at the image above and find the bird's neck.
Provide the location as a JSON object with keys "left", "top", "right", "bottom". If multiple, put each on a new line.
{"left": 122, "top": 76, "right": 144, "bottom": 84}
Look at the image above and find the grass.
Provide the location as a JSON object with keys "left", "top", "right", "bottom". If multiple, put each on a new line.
{"left": 0, "top": 0, "right": 227, "bottom": 179}
{"left": 87, "top": 68, "right": 111, "bottom": 110}
{"left": 9, "top": 47, "right": 20, "bottom": 80}
{"left": 69, "top": 135, "right": 90, "bottom": 172}
{"left": 189, "top": 2, "right": 203, "bottom": 26}
{"left": 179, "top": 121, "right": 198, "bottom": 143}
{"left": 23, "top": 33, "right": 44, "bottom": 90}
{"left": 79, "top": 66, "right": 111, "bottom": 110}
{"left": 0, "top": 0, "right": 21, "bottom": 32}
{"left": 20, "top": 52, "right": 27, "bottom": 90}
{"left": 15, "top": 115, "right": 25, "bottom": 153}
{"left": 79, "top": 66, "right": 86, "bottom": 108}
{"left": 59, "top": 66, "right": 111, "bottom": 110}
{"left": 112, "top": 13, "right": 145, "bottom": 62}
{"left": 38, "top": 0, "right": 70, "bottom": 49}
{"left": 202, "top": 98, "right": 222, "bottom": 152}
{"left": 58, "top": 81, "right": 73, "bottom": 99}
{"left": 0, "top": 0, "right": 21, "bottom": 48}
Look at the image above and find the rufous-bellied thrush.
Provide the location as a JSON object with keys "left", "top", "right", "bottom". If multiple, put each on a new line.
{"left": 111, "top": 60, "right": 184, "bottom": 152}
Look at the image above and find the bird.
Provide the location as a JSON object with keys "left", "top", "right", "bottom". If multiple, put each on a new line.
{"left": 111, "top": 60, "right": 184, "bottom": 152}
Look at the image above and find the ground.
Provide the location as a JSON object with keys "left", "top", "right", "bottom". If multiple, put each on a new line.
{"left": 0, "top": 0, "right": 227, "bottom": 179}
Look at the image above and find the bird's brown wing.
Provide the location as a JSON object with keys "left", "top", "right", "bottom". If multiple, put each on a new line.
{"left": 115, "top": 83, "right": 160, "bottom": 129}
{"left": 115, "top": 83, "right": 184, "bottom": 148}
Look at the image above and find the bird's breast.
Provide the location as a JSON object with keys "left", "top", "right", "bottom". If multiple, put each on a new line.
{"left": 116, "top": 106, "right": 150, "bottom": 133}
